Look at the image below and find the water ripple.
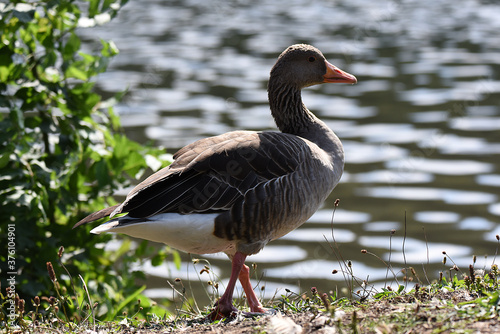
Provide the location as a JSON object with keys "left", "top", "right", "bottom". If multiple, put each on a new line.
{"left": 358, "top": 236, "right": 472, "bottom": 264}
{"left": 134, "top": 260, "right": 221, "bottom": 280}
{"left": 418, "top": 134, "right": 500, "bottom": 155}
{"left": 349, "top": 170, "right": 434, "bottom": 184}
{"left": 203, "top": 245, "right": 308, "bottom": 264}
{"left": 414, "top": 211, "right": 461, "bottom": 224}
{"left": 489, "top": 203, "right": 500, "bottom": 216}
{"left": 342, "top": 141, "right": 407, "bottom": 164}
{"left": 308, "top": 209, "right": 371, "bottom": 224}
{"left": 450, "top": 117, "right": 500, "bottom": 131}
{"left": 359, "top": 186, "right": 497, "bottom": 205}
{"left": 458, "top": 217, "right": 496, "bottom": 231}
{"left": 476, "top": 174, "right": 500, "bottom": 187}
{"left": 386, "top": 158, "right": 493, "bottom": 175}
{"left": 363, "top": 221, "right": 401, "bottom": 232}
{"left": 265, "top": 260, "right": 388, "bottom": 281}
{"left": 281, "top": 228, "right": 356, "bottom": 243}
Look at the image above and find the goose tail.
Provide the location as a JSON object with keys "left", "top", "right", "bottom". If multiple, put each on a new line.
{"left": 73, "top": 204, "right": 120, "bottom": 229}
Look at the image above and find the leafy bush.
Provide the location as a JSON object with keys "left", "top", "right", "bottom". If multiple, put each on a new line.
{"left": 0, "top": 0, "right": 174, "bottom": 323}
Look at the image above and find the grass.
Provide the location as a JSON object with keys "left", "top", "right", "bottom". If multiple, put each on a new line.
{"left": 2, "top": 251, "right": 500, "bottom": 333}
{"left": 2, "top": 210, "right": 500, "bottom": 333}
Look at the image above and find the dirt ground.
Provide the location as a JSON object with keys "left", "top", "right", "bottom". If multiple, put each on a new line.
{"left": 109, "top": 290, "right": 500, "bottom": 334}
{"left": 162, "top": 307, "right": 499, "bottom": 334}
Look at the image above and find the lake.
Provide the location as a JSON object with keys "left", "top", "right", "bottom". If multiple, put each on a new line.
{"left": 80, "top": 0, "right": 500, "bottom": 308}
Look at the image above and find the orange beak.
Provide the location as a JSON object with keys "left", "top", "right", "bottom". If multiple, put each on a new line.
{"left": 323, "top": 60, "right": 357, "bottom": 84}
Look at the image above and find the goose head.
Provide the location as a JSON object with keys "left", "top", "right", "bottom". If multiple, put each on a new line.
{"left": 268, "top": 44, "right": 357, "bottom": 135}
{"left": 269, "top": 44, "right": 357, "bottom": 89}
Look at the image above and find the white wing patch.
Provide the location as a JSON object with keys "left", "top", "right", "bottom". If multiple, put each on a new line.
{"left": 91, "top": 213, "right": 236, "bottom": 255}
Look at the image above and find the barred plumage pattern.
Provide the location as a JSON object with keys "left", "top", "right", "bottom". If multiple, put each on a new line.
{"left": 75, "top": 44, "right": 348, "bottom": 257}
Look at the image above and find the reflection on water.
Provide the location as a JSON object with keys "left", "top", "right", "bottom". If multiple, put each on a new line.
{"left": 360, "top": 186, "right": 496, "bottom": 205}
{"left": 358, "top": 236, "right": 472, "bottom": 264}
{"left": 281, "top": 228, "right": 356, "bottom": 243}
{"left": 265, "top": 259, "right": 388, "bottom": 281}
{"left": 414, "top": 211, "right": 461, "bottom": 224}
{"left": 82, "top": 0, "right": 500, "bottom": 306}
{"left": 203, "top": 245, "right": 308, "bottom": 263}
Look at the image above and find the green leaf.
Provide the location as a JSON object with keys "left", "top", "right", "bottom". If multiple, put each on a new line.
{"left": 95, "top": 159, "right": 110, "bottom": 186}
{"left": 0, "top": 152, "right": 10, "bottom": 169}
{"left": 10, "top": 107, "right": 24, "bottom": 130}
{"left": 102, "top": 0, "right": 113, "bottom": 12}
{"left": 172, "top": 249, "right": 182, "bottom": 270}
{"left": 41, "top": 66, "right": 60, "bottom": 83}
{"left": 101, "top": 39, "right": 119, "bottom": 57}
{"left": 107, "top": 104, "right": 123, "bottom": 129}
{"left": 110, "top": 285, "right": 146, "bottom": 320}
{"left": 0, "top": 48, "right": 13, "bottom": 82}
{"left": 0, "top": 65, "right": 9, "bottom": 83}
{"left": 151, "top": 253, "right": 163, "bottom": 267}
{"left": 79, "top": 51, "right": 96, "bottom": 64}
{"left": 63, "top": 32, "right": 81, "bottom": 60}
{"left": 65, "top": 62, "right": 88, "bottom": 80}
{"left": 88, "top": 0, "right": 100, "bottom": 18}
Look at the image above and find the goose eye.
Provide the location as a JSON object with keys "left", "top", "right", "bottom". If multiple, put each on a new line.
{"left": 308, "top": 56, "right": 316, "bottom": 62}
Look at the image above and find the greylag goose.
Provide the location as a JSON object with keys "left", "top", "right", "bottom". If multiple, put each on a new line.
{"left": 74, "top": 44, "right": 356, "bottom": 320}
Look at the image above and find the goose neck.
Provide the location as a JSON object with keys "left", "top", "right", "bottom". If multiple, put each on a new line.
{"left": 268, "top": 82, "right": 313, "bottom": 135}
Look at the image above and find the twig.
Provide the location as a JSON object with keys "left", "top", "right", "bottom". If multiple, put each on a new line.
{"left": 324, "top": 199, "right": 355, "bottom": 298}
{"left": 421, "top": 227, "right": 431, "bottom": 285}
{"left": 492, "top": 235, "right": 500, "bottom": 267}
{"left": 362, "top": 249, "right": 399, "bottom": 286}
{"left": 403, "top": 211, "right": 408, "bottom": 291}
{"left": 386, "top": 229, "right": 397, "bottom": 288}
{"left": 78, "top": 274, "right": 95, "bottom": 331}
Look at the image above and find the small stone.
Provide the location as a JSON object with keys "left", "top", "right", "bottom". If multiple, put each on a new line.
{"left": 267, "top": 314, "right": 302, "bottom": 334}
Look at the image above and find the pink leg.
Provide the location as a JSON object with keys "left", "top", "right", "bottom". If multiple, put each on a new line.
{"left": 238, "top": 264, "right": 266, "bottom": 313}
{"left": 208, "top": 252, "right": 246, "bottom": 321}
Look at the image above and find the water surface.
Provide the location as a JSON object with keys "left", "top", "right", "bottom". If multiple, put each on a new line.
{"left": 81, "top": 0, "right": 500, "bottom": 307}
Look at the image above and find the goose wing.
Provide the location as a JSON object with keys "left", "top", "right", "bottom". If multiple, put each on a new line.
{"left": 74, "top": 130, "right": 309, "bottom": 227}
